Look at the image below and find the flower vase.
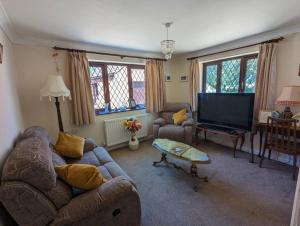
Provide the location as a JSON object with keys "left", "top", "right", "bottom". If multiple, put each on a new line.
{"left": 129, "top": 135, "right": 139, "bottom": 151}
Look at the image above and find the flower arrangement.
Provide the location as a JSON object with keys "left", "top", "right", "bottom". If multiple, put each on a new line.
{"left": 122, "top": 118, "right": 142, "bottom": 141}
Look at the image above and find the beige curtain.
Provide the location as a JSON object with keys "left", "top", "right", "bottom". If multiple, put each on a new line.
{"left": 253, "top": 43, "right": 277, "bottom": 124}
{"left": 68, "top": 51, "right": 95, "bottom": 125}
{"left": 145, "top": 60, "right": 165, "bottom": 113}
{"left": 189, "top": 59, "right": 200, "bottom": 111}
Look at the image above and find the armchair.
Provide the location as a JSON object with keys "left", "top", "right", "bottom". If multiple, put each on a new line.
{"left": 153, "top": 103, "right": 194, "bottom": 144}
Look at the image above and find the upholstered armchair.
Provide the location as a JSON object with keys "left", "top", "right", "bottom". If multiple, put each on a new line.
{"left": 153, "top": 103, "right": 194, "bottom": 144}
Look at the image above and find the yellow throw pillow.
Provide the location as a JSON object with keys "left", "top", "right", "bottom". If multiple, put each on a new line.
{"left": 55, "top": 164, "right": 107, "bottom": 190}
{"left": 55, "top": 132, "right": 85, "bottom": 158}
{"left": 173, "top": 109, "right": 188, "bottom": 125}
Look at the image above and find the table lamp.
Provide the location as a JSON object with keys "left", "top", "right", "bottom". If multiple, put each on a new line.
{"left": 40, "top": 75, "right": 71, "bottom": 132}
{"left": 276, "top": 86, "right": 300, "bottom": 119}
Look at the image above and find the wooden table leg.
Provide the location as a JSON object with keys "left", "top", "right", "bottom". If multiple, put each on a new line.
{"left": 239, "top": 134, "right": 245, "bottom": 151}
{"left": 258, "top": 130, "right": 263, "bottom": 157}
{"left": 191, "top": 163, "right": 208, "bottom": 192}
{"left": 232, "top": 137, "right": 238, "bottom": 158}
{"left": 250, "top": 132, "right": 255, "bottom": 163}
{"left": 195, "top": 128, "right": 199, "bottom": 145}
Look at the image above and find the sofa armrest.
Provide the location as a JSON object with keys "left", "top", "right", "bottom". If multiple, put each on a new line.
{"left": 83, "top": 138, "right": 98, "bottom": 152}
{"left": 182, "top": 118, "right": 194, "bottom": 127}
{"left": 51, "top": 176, "right": 140, "bottom": 226}
{"left": 153, "top": 118, "right": 166, "bottom": 126}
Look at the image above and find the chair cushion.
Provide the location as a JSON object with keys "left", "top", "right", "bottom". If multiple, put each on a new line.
{"left": 55, "top": 132, "right": 85, "bottom": 158}
{"left": 158, "top": 125, "right": 185, "bottom": 143}
{"left": 2, "top": 136, "right": 56, "bottom": 191}
{"left": 172, "top": 109, "right": 188, "bottom": 125}
{"left": 55, "top": 164, "right": 107, "bottom": 190}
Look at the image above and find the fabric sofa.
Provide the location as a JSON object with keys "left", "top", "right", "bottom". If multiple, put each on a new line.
{"left": 0, "top": 126, "right": 141, "bottom": 226}
{"left": 153, "top": 103, "right": 194, "bottom": 144}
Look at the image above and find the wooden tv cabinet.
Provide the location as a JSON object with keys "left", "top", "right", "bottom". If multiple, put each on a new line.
{"left": 194, "top": 123, "right": 247, "bottom": 158}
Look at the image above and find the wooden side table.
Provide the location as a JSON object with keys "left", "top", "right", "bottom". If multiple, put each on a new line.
{"left": 194, "top": 123, "right": 247, "bottom": 158}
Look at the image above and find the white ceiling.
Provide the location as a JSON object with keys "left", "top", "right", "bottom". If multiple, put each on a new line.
{"left": 2, "top": 0, "right": 300, "bottom": 53}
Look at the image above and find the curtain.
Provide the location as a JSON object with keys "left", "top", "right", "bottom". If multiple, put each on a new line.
{"left": 189, "top": 59, "right": 200, "bottom": 111}
{"left": 253, "top": 43, "right": 277, "bottom": 124}
{"left": 145, "top": 60, "right": 165, "bottom": 113}
{"left": 68, "top": 51, "right": 95, "bottom": 125}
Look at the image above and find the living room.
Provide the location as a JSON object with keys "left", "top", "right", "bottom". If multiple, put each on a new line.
{"left": 1, "top": 0, "right": 300, "bottom": 226}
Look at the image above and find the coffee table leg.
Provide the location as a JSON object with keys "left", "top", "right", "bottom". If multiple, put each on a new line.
{"left": 153, "top": 153, "right": 167, "bottom": 166}
{"left": 153, "top": 153, "right": 181, "bottom": 169}
{"left": 191, "top": 163, "right": 208, "bottom": 192}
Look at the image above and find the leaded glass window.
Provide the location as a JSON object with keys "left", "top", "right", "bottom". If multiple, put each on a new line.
{"left": 89, "top": 62, "right": 145, "bottom": 115}
{"left": 202, "top": 54, "right": 258, "bottom": 93}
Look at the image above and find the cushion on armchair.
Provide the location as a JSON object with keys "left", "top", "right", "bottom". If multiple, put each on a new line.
{"left": 172, "top": 109, "right": 188, "bottom": 125}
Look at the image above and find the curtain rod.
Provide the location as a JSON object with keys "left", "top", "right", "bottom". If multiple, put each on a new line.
{"left": 186, "top": 37, "right": 284, "bottom": 60}
{"left": 53, "top": 46, "right": 167, "bottom": 61}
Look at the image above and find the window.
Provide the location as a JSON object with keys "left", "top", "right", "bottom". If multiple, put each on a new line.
{"left": 89, "top": 62, "right": 145, "bottom": 115}
{"left": 202, "top": 54, "right": 258, "bottom": 93}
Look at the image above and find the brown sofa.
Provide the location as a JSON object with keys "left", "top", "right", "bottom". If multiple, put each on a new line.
{"left": 0, "top": 126, "right": 141, "bottom": 226}
{"left": 153, "top": 103, "right": 194, "bottom": 144}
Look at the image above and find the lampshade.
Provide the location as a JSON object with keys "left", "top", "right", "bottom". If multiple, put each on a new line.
{"left": 276, "top": 86, "right": 300, "bottom": 106}
{"left": 40, "top": 75, "right": 71, "bottom": 100}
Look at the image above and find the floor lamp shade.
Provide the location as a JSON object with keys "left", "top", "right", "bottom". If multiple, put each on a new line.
{"left": 40, "top": 75, "right": 71, "bottom": 131}
{"left": 40, "top": 75, "right": 71, "bottom": 99}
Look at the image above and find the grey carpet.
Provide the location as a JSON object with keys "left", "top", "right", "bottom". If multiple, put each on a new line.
{"left": 110, "top": 140, "right": 297, "bottom": 226}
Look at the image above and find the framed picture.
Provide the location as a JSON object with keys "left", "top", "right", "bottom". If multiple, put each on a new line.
{"left": 128, "top": 98, "right": 136, "bottom": 109}
{"left": 165, "top": 75, "right": 172, "bottom": 82}
{"left": 180, "top": 75, "right": 188, "bottom": 82}
{"left": 0, "top": 43, "right": 3, "bottom": 64}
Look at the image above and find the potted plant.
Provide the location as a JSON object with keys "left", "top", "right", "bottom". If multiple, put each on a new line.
{"left": 122, "top": 118, "right": 142, "bottom": 150}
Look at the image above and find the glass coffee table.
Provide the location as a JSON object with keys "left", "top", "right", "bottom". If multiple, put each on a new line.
{"left": 152, "top": 139, "right": 210, "bottom": 191}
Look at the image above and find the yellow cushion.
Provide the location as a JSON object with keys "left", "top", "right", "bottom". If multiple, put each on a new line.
{"left": 172, "top": 109, "right": 188, "bottom": 125}
{"left": 55, "top": 132, "right": 85, "bottom": 158}
{"left": 55, "top": 164, "right": 107, "bottom": 190}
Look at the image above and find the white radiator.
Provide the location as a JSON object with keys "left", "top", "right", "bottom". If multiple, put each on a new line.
{"left": 104, "top": 114, "right": 148, "bottom": 146}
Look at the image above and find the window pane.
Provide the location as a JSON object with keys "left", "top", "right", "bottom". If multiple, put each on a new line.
{"left": 89, "top": 66, "right": 105, "bottom": 110}
{"left": 107, "top": 65, "right": 129, "bottom": 110}
{"left": 221, "top": 59, "right": 241, "bottom": 93}
{"left": 245, "top": 58, "right": 257, "bottom": 93}
{"left": 131, "top": 68, "right": 145, "bottom": 105}
{"left": 206, "top": 64, "right": 218, "bottom": 93}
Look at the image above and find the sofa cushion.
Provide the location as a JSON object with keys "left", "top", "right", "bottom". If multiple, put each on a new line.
{"left": 55, "top": 164, "right": 107, "bottom": 190}
{"left": 67, "top": 147, "right": 114, "bottom": 166}
{"left": 2, "top": 136, "right": 56, "bottom": 191}
{"left": 55, "top": 132, "right": 85, "bottom": 158}
{"left": 52, "top": 151, "right": 67, "bottom": 167}
{"left": 19, "top": 126, "right": 52, "bottom": 144}
{"left": 158, "top": 124, "right": 185, "bottom": 142}
{"left": 44, "top": 179, "right": 72, "bottom": 209}
{"left": 161, "top": 112, "right": 174, "bottom": 124}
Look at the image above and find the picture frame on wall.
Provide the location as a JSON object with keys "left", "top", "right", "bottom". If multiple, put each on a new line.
{"left": 179, "top": 75, "right": 188, "bottom": 82}
{"left": 0, "top": 43, "right": 3, "bottom": 64}
{"left": 165, "top": 75, "right": 172, "bottom": 82}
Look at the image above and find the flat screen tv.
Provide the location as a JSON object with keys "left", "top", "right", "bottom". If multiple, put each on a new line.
{"left": 197, "top": 93, "right": 255, "bottom": 131}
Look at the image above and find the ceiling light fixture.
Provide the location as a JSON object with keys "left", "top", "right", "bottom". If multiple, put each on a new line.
{"left": 161, "top": 22, "right": 175, "bottom": 60}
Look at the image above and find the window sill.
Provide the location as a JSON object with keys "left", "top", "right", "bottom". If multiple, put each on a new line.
{"left": 95, "top": 106, "right": 146, "bottom": 116}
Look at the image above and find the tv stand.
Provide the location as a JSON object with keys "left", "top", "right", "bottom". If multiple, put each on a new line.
{"left": 195, "top": 123, "right": 247, "bottom": 158}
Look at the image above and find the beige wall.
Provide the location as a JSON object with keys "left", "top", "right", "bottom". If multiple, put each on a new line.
{"left": 0, "top": 29, "right": 23, "bottom": 165}
{"left": 13, "top": 44, "right": 161, "bottom": 145}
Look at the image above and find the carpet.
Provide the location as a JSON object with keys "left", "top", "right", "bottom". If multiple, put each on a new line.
{"left": 110, "top": 140, "right": 297, "bottom": 226}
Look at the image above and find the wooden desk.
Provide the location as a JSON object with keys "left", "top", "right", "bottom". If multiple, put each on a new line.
{"left": 250, "top": 122, "right": 300, "bottom": 163}
{"left": 195, "top": 123, "right": 247, "bottom": 158}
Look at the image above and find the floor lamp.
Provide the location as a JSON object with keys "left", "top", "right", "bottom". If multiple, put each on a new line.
{"left": 40, "top": 75, "right": 71, "bottom": 132}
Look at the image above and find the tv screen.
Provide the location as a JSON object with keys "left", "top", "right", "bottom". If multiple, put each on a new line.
{"left": 197, "top": 93, "right": 255, "bottom": 131}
